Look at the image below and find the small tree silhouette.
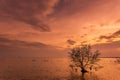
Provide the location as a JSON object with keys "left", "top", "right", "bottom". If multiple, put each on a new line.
{"left": 69, "top": 44, "right": 101, "bottom": 74}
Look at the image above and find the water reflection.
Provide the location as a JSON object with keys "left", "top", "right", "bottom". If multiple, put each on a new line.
{"left": 68, "top": 66, "right": 101, "bottom": 80}
{"left": 0, "top": 57, "right": 119, "bottom": 80}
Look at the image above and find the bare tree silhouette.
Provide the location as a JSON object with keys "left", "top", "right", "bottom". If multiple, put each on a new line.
{"left": 69, "top": 44, "right": 101, "bottom": 74}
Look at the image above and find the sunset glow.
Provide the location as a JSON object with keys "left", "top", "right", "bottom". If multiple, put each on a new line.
{"left": 0, "top": 0, "right": 120, "bottom": 57}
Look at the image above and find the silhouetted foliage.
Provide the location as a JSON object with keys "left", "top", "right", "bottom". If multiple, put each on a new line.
{"left": 69, "top": 44, "right": 101, "bottom": 73}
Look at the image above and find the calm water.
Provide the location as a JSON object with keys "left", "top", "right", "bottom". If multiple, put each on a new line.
{"left": 0, "top": 57, "right": 120, "bottom": 80}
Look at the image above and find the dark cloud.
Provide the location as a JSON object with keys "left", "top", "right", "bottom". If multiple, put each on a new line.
{"left": 113, "top": 30, "right": 120, "bottom": 35}
{"left": 0, "top": 37, "right": 49, "bottom": 48}
{"left": 80, "top": 34, "right": 87, "bottom": 38}
{"left": 99, "top": 30, "right": 120, "bottom": 41}
{"left": 0, "top": 0, "right": 58, "bottom": 32}
{"left": 0, "top": 37, "right": 67, "bottom": 57}
{"left": 51, "top": 0, "right": 112, "bottom": 18}
{"left": 93, "top": 40, "right": 120, "bottom": 57}
{"left": 67, "top": 39, "right": 76, "bottom": 45}
{"left": 99, "top": 36, "right": 112, "bottom": 40}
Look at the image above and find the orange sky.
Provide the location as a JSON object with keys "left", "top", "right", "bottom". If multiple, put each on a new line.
{"left": 0, "top": 0, "right": 120, "bottom": 57}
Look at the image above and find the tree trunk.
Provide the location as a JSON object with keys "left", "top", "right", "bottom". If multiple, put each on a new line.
{"left": 81, "top": 72, "right": 85, "bottom": 80}
{"left": 81, "top": 68, "right": 88, "bottom": 73}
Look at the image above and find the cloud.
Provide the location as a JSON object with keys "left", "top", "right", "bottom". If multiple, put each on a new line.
{"left": 0, "top": 37, "right": 67, "bottom": 57}
{"left": 0, "top": 37, "right": 50, "bottom": 48}
{"left": 114, "top": 30, "right": 120, "bottom": 35}
{"left": 93, "top": 40, "right": 120, "bottom": 57}
{"left": 99, "top": 36, "right": 112, "bottom": 40}
{"left": 67, "top": 39, "right": 76, "bottom": 45}
{"left": 52, "top": 0, "right": 114, "bottom": 18}
{"left": 115, "top": 19, "right": 120, "bottom": 24}
{"left": 0, "top": 0, "right": 59, "bottom": 32}
{"left": 81, "top": 41, "right": 87, "bottom": 43}
{"left": 98, "top": 29, "right": 120, "bottom": 41}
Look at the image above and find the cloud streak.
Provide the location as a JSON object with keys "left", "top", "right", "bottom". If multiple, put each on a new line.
{"left": 67, "top": 39, "right": 76, "bottom": 45}
{"left": 93, "top": 40, "right": 120, "bottom": 57}
{"left": 0, "top": 36, "right": 68, "bottom": 57}
{"left": 99, "top": 30, "right": 120, "bottom": 41}
{"left": 0, "top": 37, "right": 50, "bottom": 48}
{"left": 52, "top": 0, "right": 114, "bottom": 18}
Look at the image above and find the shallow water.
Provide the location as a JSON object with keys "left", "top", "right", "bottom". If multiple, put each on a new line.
{"left": 0, "top": 57, "right": 120, "bottom": 80}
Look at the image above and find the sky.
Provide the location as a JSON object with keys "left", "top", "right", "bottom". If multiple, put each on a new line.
{"left": 0, "top": 0, "right": 120, "bottom": 57}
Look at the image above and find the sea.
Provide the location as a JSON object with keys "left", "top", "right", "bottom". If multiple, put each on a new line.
{"left": 0, "top": 57, "right": 120, "bottom": 80}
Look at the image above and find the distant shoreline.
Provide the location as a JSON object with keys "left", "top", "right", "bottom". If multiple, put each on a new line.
{"left": 0, "top": 56, "right": 120, "bottom": 59}
{"left": 99, "top": 57, "right": 120, "bottom": 58}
